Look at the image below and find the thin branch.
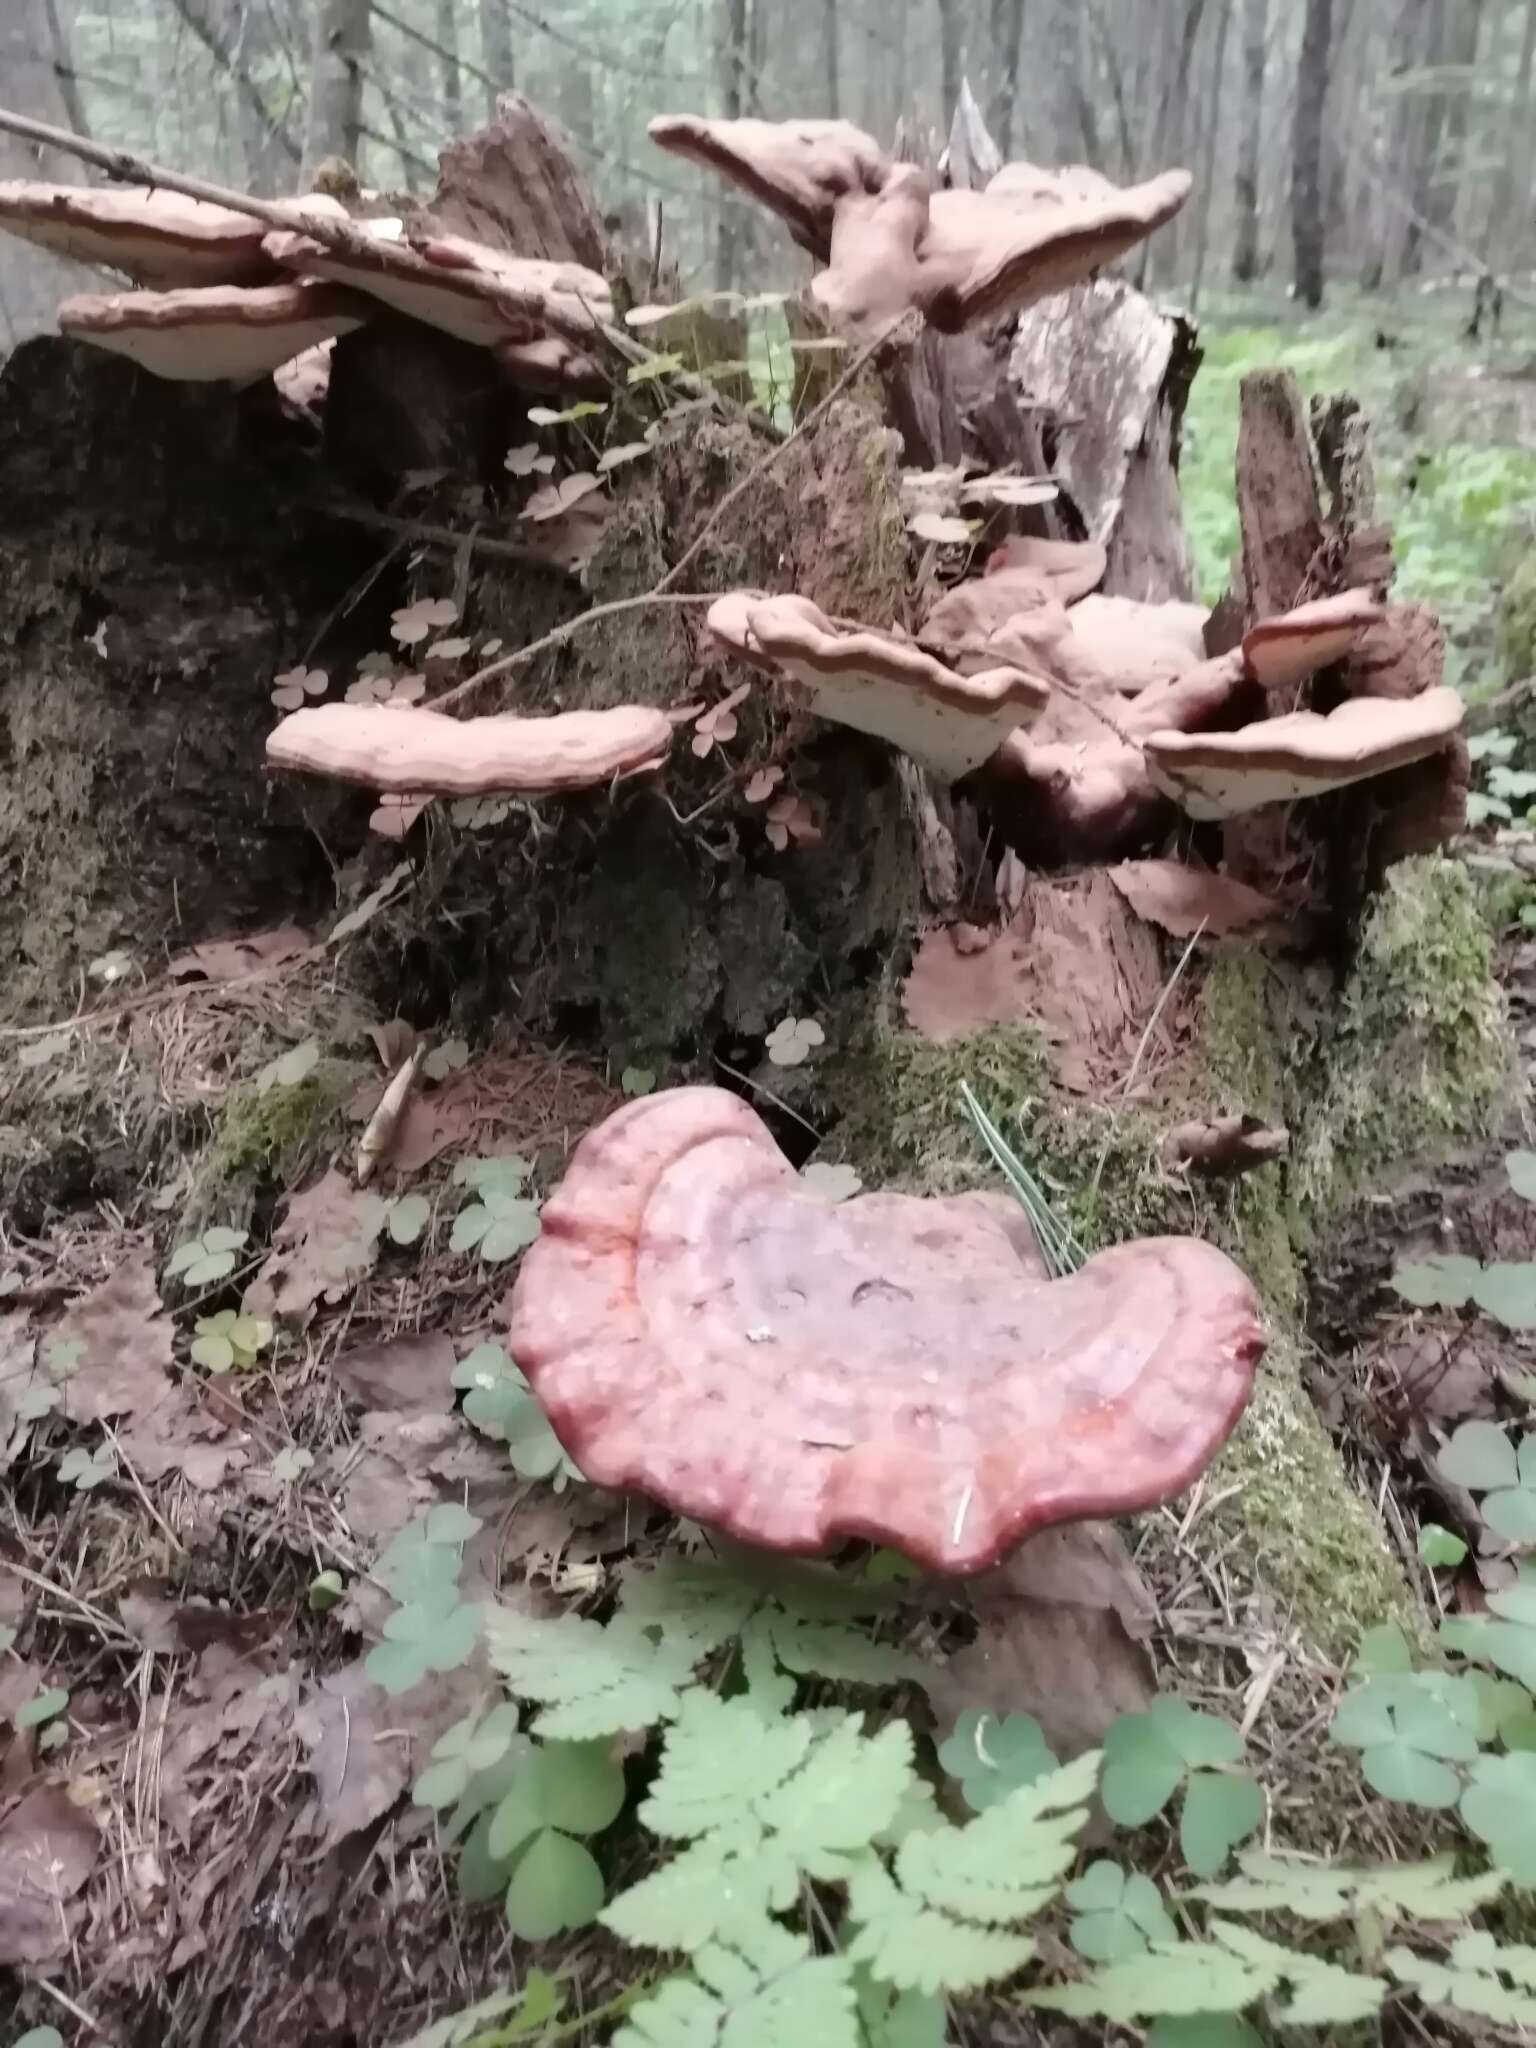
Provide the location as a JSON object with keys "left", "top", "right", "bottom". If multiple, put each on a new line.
{"left": 428, "top": 316, "right": 910, "bottom": 717}
{"left": 164, "top": 0, "right": 300, "bottom": 163}
{"left": 316, "top": 499, "right": 582, "bottom": 577}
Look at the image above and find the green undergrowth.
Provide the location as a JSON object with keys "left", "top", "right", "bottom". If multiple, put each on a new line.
{"left": 179, "top": 1051, "right": 366, "bottom": 1240}
{"left": 826, "top": 858, "right": 1512, "bottom": 1655}
{"left": 1182, "top": 286, "right": 1536, "bottom": 692}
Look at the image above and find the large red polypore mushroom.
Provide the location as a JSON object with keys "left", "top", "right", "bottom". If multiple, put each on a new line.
{"left": 707, "top": 591, "right": 1048, "bottom": 779}
{"left": 509, "top": 1087, "right": 1264, "bottom": 1573}
{"left": 56, "top": 280, "right": 373, "bottom": 384}
{"left": 0, "top": 181, "right": 274, "bottom": 287}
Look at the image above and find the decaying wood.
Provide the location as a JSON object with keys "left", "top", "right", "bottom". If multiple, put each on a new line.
{"left": 416, "top": 92, "right": 611, "bottom": 270}
{"left": 1009, "top": 279, "right": 1200, "bottom": 603}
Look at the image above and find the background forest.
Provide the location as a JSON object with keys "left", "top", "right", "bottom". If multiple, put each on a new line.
{"left": 4, "top": 0, "right": 1536, "bottom": 338}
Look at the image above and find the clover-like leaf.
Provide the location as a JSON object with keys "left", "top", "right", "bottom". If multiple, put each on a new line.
{"left": 15, "top": 1686, "right": 69, "bottom": 1731}
{"left": 273, "top": 1446, "right": 314, "bottom": 1483}
{"left": 387, "top": 1194, "right": 431, "bottom": 1247}
{"left": 1179, "top": 1772, "right": 1264, "bottom": 1878}
{"left": 452, "top": 1154, "right": 532, "bottom": 1197}
{"left": 308, "top": 1570, "right": 345, "bottom": 1613}
{"left": 937, "top": 1710, "right": 1057, "bottom": 1812}
{"left": 1330, "top": 1674, "right": 1479, "bottom": 1807}
{"left": 256, "top": 1037, "right": 321, "bottom": 1096}
{"left": 1461, "top": 1752, "right": 1536, "bottom": 1881}
{"left": 1392, "top": 1255, "right": 1481, "bottom": 1308}
{"left": 1066, "top": 1861, "right": 1177, "bottom": 1962}
{"left": 452, "top": 1190, "right": 542, "bottom": 1264}
{"left": 1508, "top": 1151, "right": 1536, "bottom": 1202}
{"left": 58, "top": 1444, "right": 116, "bottom": 1492}
{"left": 167, "top": 1226, "right": 249, "bottom": 1289}
{"left": 1420, "top": 1523, "right": 1470, "bottom": 1569}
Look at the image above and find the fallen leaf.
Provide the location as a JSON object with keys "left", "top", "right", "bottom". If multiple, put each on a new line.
{"left": 908, "top": 511, "right": 978, "bottom": 545}
{"left": 597, "top": 442, "right": 652, "bottom": 473}
{"left": 1108, "top": 862, "right": 1283, "bottom": 939}
{"left": 0, "top": 1784, "right": 100, "bottom": 1964}
{"left": 50, "top": 1258, "right": 175, "bottom": 1423}
{"left": 368, "top": 1019, "right": 418, "bottom": 1069}
{"left": 116, "top": 1381, "right": 250, "bottom": 1491}
{"left": 924, "top": 1524, "right": 1156, "bottom": 1759}
{"left": 330, "top": 863, "right": 411, "bottom": 944}
{"left": 245, "top": 1169, "right": 388, "bottom": 1325}
{"left": 297, "top": 1659, "right": 491, "bottom": 1848}
{"left": 167, "top": 924, "right": 312, "bottom": 981}
{"left": 331, "top": 1331, "right": 455, "bottom": 1415}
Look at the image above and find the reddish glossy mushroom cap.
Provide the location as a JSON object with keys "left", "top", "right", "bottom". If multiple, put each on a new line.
{"left": 56, "top": 281, "right": 371, "bottom": 384}
{"left": 509, "top": 1088, "right": 1265, "bottom": 1573}
{"left": 1242, "top": 588, "right": 1386, "bottom": 690}
{"left": 0, "top": 180, "right": 274, "bottom": 287}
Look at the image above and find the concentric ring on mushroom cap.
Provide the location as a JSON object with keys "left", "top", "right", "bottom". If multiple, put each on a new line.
{"left": 509, "top": 1087, "right": 1265, "bottom": 1574}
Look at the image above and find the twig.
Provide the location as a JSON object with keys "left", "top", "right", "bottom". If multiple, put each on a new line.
{"left": 427, "top": 315, "right": 911, "bottom": 718}
{"left": 315, "top": 500, "right": 581, "bottom": 579}
{"left": 1086, "top": 919, "right": 1209, "bottom": 1217}
{"left": 424, "top": 592, "right": 719, "bottom": 714}
{"left": 101, "top": 1421, "right": 188, "bottom": 1555}
{"left": 36, "top": 1978, "right": 107, "bottom": 2037}
{"left": 2, "top": 1557, "right": 136, "bottom": 1645}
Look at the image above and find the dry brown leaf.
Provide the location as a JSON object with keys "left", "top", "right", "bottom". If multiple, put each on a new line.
{"left": 330, "top": 1331, "right": 455, "bottom": 1415}
{"left": 1107, "top": 860, "right": 1283, "bottom": 938}
{"left": 118, "top": 1586, "right": 282, "bottom": 1657}
{"left": 388, "top": 1071, "right": 494, "bottom": 1175}
{"left": 0, "top": 1311, "right": 36, "bottom": 1467}
{"left": 245, "top": 1169, "right": 388, "bottom": 1324}
{"left": 53, "top": 1257, "right": 175, "bottom": 1422}
{"left": 0, "top": 1784, "right": 100, "bottom": 1965}
{"left": 116, "top": 1381, "right": 250, "bottom": 1491}
{"left": 924, "top": 1523, "right": 1156, "bottom": 1757}
{"left": 368, "top": 1019, "right": 419, "bottom": 1069}
{"left": 297, "top": 1659, "right": 490, "bottom": 1848}
{"left": 167, "top": 923, "right": 313, "bottom": 981}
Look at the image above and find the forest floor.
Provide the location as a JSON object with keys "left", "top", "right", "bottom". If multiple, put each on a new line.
{"left": 3, "top": 281, "right": 1536, "bottom": 2047}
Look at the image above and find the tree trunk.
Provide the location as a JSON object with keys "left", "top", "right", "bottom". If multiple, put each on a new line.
{"left": 715, "top": 0, "right": 750, "bottom": 288}
{"left": 1232, "top": 0, "right": 1267, "bottom": 280}
{"left": 1426, "top": 0, "right": 1482, "bottom": 250}
{"left": 1398, "top": 0, "right": 1449, "bottom": 278}
{"left": 42, "top": 0, "right": 92, "bottom": 146}
{"left": 302, "top": 0, "right": 371, "bottom": 183}
{"left": 1496, "top": 0, "right": 1536, "bottom": 262}
{"left": 1292, "top": 0, "right": 1334, "bottom": 308}
{"left": 821, "top": 0, "right": 841, "bottom": 117}
{"left": 170, "top": 0, "right": 299, "bottom": 192}
{"left": 1190, "top": 0, "right": 1233, "bottom": 304}
{"left": 436, "top": 0, "right": 463, "bottom": 138}
{"left": 0, "top": 0, "right": 102, "bottom": 349}
{"left": 987, "top": 0, "right": 1024, "bottom": 157}
{"left": 938, "top": 0, "right": 964, "bottom": 125}
{"left": 480, "top": 0, "right": 514, "bottom": 114}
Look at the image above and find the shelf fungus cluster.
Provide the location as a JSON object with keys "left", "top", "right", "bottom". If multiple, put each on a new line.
{"left": 0, "top": 179, "right": 610, "bottom": 403}
{"left": 648, "top": 115, "right": 1192, "bottom": 334}
{"left": 706, "top": 554, "right": 1466, "bottom": 868}
{"left": 508, "top": 1087, "right": 1266, "bottom": 1573}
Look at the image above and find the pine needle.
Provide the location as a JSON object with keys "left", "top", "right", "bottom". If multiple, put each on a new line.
{"left": 958, "top": 1083, "right": 1085, "bottom": 1276}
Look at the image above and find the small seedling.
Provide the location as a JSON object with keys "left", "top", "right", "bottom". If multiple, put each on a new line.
{"left": 273, "top": 1446, "right": 314, "bottom": 1484}
{"left": 190, "top": 1309, "right": 272, "bottom": 1373}
{"left": 58, "top": 1444, "right": 115, "bottom": 1493}
{"left": 308, "top": 1570, "right": 345, "bottom": 1614}
{"left": 387, "top": 1194, "right": 431, "bottom": 1247}
{"left": 167, "top": 1227, "right": 249, "bottom": 1289}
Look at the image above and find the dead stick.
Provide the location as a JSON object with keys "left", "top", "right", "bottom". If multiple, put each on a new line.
{"left": 429, "top": 316, "right": 912, "bottom": 716}
{"left": 316, "top": 500, "right": 581, "bottom": 579}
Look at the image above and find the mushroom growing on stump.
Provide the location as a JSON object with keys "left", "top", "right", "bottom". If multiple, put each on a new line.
{"left": 56, "top": 281, "right": 374, "bottom": 386}
{"left": 649, "top": 115, "right": 1192, "bottom": 335}
{"left": 508, "top": 1088, "right": 1265, "bottom": 1573}
{"left": 0, "top": 181, "right": 275, "bottom": 287}
{"left": 1143, "top": 686, "right": 1466, "bottom": 819}
{"left": 265, "top": 702, "right": 674, "bottom": 795}
{"left": 705, "top": 591, "right": 1048, "bottom": 780}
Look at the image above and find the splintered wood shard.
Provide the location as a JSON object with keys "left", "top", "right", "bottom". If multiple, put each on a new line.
{"left": 509, "top": 1087, "right": 1265, "bottom": 1573}
{"left": 265, "top": 702, "right": 674, "bottom": 795}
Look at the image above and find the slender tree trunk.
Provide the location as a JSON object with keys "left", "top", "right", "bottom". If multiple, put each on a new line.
{"left": 938, "top": 0, "right": 963, "bottom": 124}
{"left": 301, "top": 0, "right": 370, "bottom": 182}
{"left": 987, "top": 0, "right": 1024, "bottom": 157}
{"left": 0, "top": 0, "right": 103, "bottom": 347}
{"left": 1398, "top": 0, "right": 1448, "bottom": 277}
{"left": 821, "top": 0, "right": 841, "bottom": 117}
{"left": 1144, "top": 0, "right": 1207, "bottom": 282}
{"left": 43, "top": 0, "right": 92, "bottom": 146}
{"left": 168, "top": 0, "right": 299, "bottom": 187}
{"left": 1190, "top": 0, "right": 1233, "bottom": 303}
{"left": 480, "top": 0, "right": 514, "bottom": 113}
{"left": 435, "top": 0, "right": 462, "bottom": 137}
{"left": 715, "top": 0, "right": 749, "bottom": 288}
{"left": 1232, "top": 0, "right": 1267, "bottom": 279}
{"left": 1292, "top": 0, "right": 1334, "bottom": 307}
{"left": 1427, "top": 0, "right": 1482, "bottom": 248}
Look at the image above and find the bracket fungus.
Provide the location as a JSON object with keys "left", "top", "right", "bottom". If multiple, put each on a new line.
{"left": 508, "top": 1088, "right": 1264, "bottom": 1573}
{"left": 706, "top": 591, "right": 1048, "bottom": 780}
{"left": 0, "top": 180, "right": 274, "bottom": 288}
{"left": 1144, "top": 684, "right": 1466, "bottom": 820}
{"left": 265, "top": 702, "right": 674, "bottom": 795}
{"left": 56, "top": 281, "right": 373, "bottom": 385}
{"left": 650, "top": 115, "right": 1191, "bottom": 334}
